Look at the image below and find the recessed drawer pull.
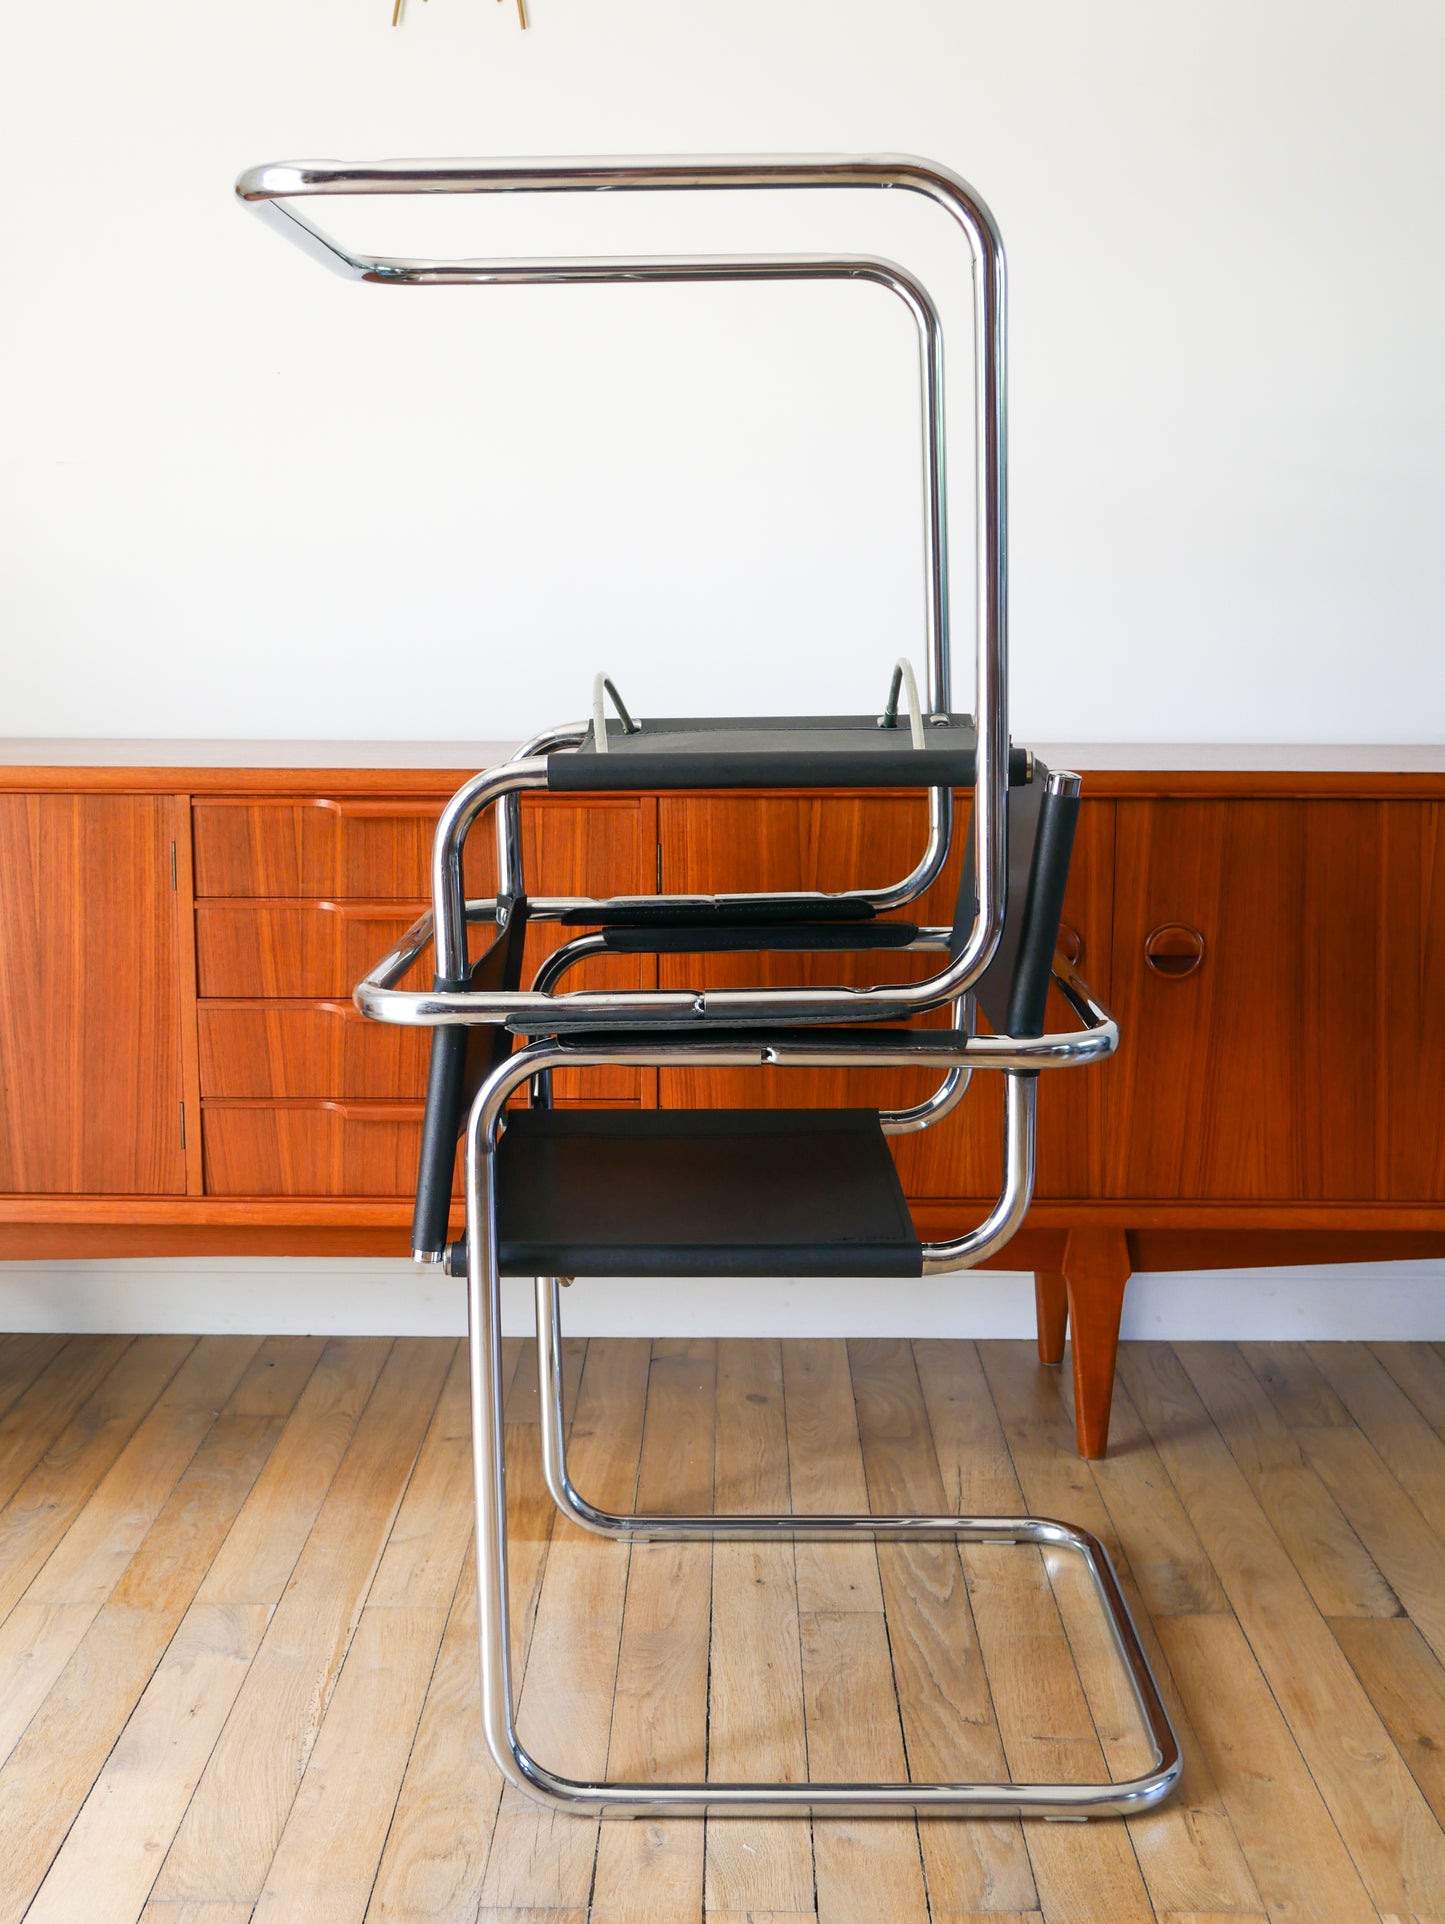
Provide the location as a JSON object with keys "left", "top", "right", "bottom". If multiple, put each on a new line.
{"left": 1144, "top": 923, "right": 1205, "bottom": 978}
{"left": 1056, "top": 922, "right": 1083, "bottom": 968}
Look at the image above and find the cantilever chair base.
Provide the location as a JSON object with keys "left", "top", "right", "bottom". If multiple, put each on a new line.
{"left": 461, "top": 1260, "right": 1182, "bottom": 1821}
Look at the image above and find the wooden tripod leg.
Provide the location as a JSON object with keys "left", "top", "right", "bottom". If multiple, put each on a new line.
{"left": 1062, "top": 1228, "right": 1132, "bottom": 1460}
{"left": 1034, "top": 1271, "right": 1069, "bottom": 1366}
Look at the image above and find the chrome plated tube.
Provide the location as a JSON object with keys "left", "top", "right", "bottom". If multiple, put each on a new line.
{"left": 432, "top": 760, "right": 548, "bottom": 980}
{"left": 509, "top": 720, "right": 949, "bottom": 917}
{"left": 457, "top": 1043, "right": 1178, "bottom": 1817}
{"left": 919, "top": 1072, "right": 1035, "bottom": 1273}
{"left": 879, "top": 994, "right": 973, "bottom": 1134}
{"left": 238, "top": 154, "right": 1008, "bottom": 998}
{"left": 355, "top": 971, "right": 1117, "bottom": 1071}
{"left": 530, "top": 937, "right": 977, "bottom": 1132}
{"left": 496, "top": 795, "right": 523, "bottom": 903}
{"left": 528, "top": 1271, "right": 1181, "bottom": 1821}
{"left": 372, "top": 755, "right": 1015, "bottom": 1022}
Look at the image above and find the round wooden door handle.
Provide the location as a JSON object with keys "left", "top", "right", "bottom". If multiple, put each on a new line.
{"left": 1056, "top": 922, "right": 1083, "bottom": 968}
{"left": 1144, "top": 923, "right": 1205, "bottom": 977}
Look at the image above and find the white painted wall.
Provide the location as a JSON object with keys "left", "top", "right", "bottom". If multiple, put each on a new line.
{"left": 3, "top": 0, "right": 1444, "bottom": 743}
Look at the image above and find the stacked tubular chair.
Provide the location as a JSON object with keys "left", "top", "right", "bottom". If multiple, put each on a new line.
{"left": 238, "top": 155, "right": 1182, "bottom": 1821}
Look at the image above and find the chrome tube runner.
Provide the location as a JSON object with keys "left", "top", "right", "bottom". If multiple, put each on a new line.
{"left": 238, "top": 154, "right": 1004, "bottom": 999}
{"left": 459, "top": 1043, "right": 1179, "bottom": 1818}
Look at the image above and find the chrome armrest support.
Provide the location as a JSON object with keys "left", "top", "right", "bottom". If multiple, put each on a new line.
{"left": 452, "top": 959, "right": 1111, "bottom": 1289}
{"left": 919, "top": 1071, "right": 1034, "bottom": 1273}
{"left": 879, "top": 995, "right": 973, "bottom": 1135}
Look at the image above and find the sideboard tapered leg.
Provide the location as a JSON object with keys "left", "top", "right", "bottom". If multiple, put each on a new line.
{"left": 1034, "top": 1270, "right": 1069, "bottom": 1366}
{"left": 1062, "top": 1228, "right": 1132, "bottom": 1459}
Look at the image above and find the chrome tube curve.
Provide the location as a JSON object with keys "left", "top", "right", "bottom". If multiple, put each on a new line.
{"left": 514, "top": 714, "right": 950, "bottom": 916}
{"left": 419, "top": 754, "right": 974, "bottom": 1016}
{"left": 527, "top": 1272, "right": 1181, "bottom": 1820}
{"left": 879, "top": 993, "right": 973, "bottom": 1135}
{"left": 389, "top": 748, "right": 988, "bottom": 1021}
{"left": 458, "top": 1041, "right": 1178, "bottom": 1817}
{"left": 238, "top": 153, "right": 1008, "bottom": 1005}
{"left": 920, "top": 1071, "right": 1035, "bottom": 1273}
{"left": 432, "top": 760, "right": 547, "bottom": 979}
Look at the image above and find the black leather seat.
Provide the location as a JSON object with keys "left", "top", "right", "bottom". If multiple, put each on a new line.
{"left": 494, "top": 1107, "right": 919, "bottom": 1278}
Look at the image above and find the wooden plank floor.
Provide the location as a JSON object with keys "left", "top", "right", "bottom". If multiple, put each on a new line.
{"left": 1, "top": 1334, "right": 1444, "bottom": 1923}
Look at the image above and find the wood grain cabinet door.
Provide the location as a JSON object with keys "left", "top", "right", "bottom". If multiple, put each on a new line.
{"left": 1104, "top": 799, "right": 1381, "bottom": 1202}
{"left": 0, "top": 794, "right": 185, "bottom": 1194}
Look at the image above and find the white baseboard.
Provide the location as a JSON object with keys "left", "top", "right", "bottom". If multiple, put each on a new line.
{"left": 1, "top": 1257, "right": 1442, "bottom": 1342}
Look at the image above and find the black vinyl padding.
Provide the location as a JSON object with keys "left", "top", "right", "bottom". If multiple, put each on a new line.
{"left": 493, "top": 1108, "right": 922, "bottom": 1278}
{"left": 411, "top": 900, "right": 528, "bottom": 1260}
{"left": 545, "top": 1025, "right": 969, "bottom": 1056}
{"left": 597, "top": 921, "right": 919, "bottom": 954}
{"left": 548, "top": 714, "right": 1031, "bottom": 793}
{"left": 951, "top": 768, "right": 1079, "bottom": 1039}
{"left": 557, "top": 896, "right": 876, "bottom": 927}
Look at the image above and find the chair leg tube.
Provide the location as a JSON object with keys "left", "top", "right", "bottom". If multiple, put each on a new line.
{"left": 516, "top": 1264, "right": 1183, "bottom": 1818}
{"left": 465, "top": 1077, "right": 1180, "bottom": 1817}
{"left": 465, "top": 1132, "right": 530, "bottom": 1801}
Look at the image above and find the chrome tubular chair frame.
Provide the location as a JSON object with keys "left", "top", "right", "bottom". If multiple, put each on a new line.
{"left": 455, "top": 1026, "right": 1181, "bottom": 1819}
{"left": 524, "top": 922, "right": 977, "bottom": 1134}
{"left": 357, "top": 761, "right": 1000, "bottom": 1029}
{"left": 247, "top": 152, "right": 1180, "bottom": 1819}
{"left": 237, "top": 153, "right": 1005, "bottom": 1006}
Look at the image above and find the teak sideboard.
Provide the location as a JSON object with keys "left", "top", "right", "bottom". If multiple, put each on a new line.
{"left": 2, "top": 743, "right": 1442, "bottom": 1457}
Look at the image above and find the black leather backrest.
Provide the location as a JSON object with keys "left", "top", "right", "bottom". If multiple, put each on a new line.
{"left": 411, "top": 899, "right": 529, "bottom": 1260}
{"left": 950, "top": 764, "right": 1080, "bottom": 1039}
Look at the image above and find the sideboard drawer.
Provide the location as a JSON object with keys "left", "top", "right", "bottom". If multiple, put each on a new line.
{"left": 192, "top": 793, "right": 650, "bottom": 901}
{"left": 194, "top": 799, "right": 467, "bottom": 900}
{"left": 199, "top": 1003, "right": 430, "bottom": 1099}
{"left": 195, "top": 903, "right": 427, "bottom": 998}
{"left": 202, "top": 1101, "right": 432, "bottom": 1197}
{"left": 201, "top": 1094, "right": 640, "bottom": 1195}
{"left": 197, "top": 1001, "right": 639, "bottom": 1103}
